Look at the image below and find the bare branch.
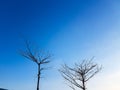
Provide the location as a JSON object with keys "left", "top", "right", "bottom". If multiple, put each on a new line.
{"left": 59, "top": 58, "right": 101, "bottom": 90}
{"left": 20, "top": 40, "right": 51, "bottom": 90}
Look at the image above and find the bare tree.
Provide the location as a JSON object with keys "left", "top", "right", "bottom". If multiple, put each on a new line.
{"left": 20, "top": 41, "right": 51, "bottom": 90}
{"left": 59, "top": 59, "right": 101, "bottom": 90}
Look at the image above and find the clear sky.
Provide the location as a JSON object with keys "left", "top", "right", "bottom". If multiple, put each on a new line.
{"left": 0, "top": 0, "right": 120, "bottom": 90}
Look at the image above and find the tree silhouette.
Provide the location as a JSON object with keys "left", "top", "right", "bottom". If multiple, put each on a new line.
{"left": 59, "top": 59, "right": 101, "bottom": 90}
{"left": 20, "top": 40, "right": 51, "bottom": 90}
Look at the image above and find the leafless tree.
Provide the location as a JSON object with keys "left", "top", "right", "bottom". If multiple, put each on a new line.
{"left": 59, "top": 59, "right": 102, "bottom": 90}
{"left": 20, "top": 40, "right": 51, "bottom": 90}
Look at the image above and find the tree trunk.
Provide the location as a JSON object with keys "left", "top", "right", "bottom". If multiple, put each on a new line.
{"left": 82, "top": 75, "right": 86, "bottom": 90}
{"left": 82, "top": 80, "right": 85, "bottom": 90}
{"left": 37, "top": 64, "right": 40, "bottom": 90}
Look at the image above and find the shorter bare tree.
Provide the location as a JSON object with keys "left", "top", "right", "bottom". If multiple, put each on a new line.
{"left": 59, "top": 59, "right": 102, "bottom": 90}
{"left": 20, "top": 41, "right": 51, "bottom": 90}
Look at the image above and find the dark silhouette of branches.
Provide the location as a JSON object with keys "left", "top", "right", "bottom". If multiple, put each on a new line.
{"left": 20, "top": 40, "right": 51, "bottom": 90}
{"left": 59, "top": 59, "right": 102, "bottom": 90}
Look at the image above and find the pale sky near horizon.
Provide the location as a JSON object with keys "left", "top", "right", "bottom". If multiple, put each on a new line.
{"left": 0, "top": 0, "right": 120, "bottom": 90}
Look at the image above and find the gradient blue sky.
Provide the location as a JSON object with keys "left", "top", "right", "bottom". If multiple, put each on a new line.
{"left": 0, "top": 0, "right": 120, "bottom": 90}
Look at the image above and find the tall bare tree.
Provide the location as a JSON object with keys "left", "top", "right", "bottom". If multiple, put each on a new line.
{"left": 20, "top": 41, "right": 51, "bottom": 90}
{"left": 59, "top": 59, "right": 101, "bottom": 90}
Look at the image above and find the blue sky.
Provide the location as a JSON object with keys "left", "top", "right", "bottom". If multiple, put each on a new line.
{"left": 0, "top": 0, "right": 120, "bottom": 90}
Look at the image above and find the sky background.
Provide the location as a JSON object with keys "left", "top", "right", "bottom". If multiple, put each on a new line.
{"left": 0, "top": 0, "right": 120, "bottom": 90}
